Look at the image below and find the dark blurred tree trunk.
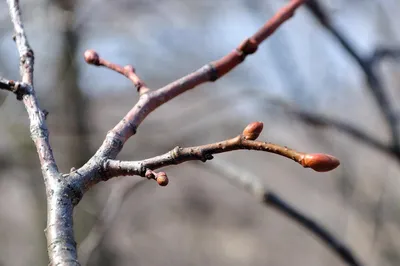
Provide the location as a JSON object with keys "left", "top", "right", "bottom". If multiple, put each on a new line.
{"left": 53, "top": 0, "right": 90, "bottom": 170}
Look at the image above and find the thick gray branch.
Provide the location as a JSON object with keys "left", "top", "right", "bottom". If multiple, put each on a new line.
{"left": 78, "top": 180, "right": 147, "bottom": 265}
{"left": 7, "top": 0, "right": 77, "bottom": 265}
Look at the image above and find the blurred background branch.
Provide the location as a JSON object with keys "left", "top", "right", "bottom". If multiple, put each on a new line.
{"left": 304, "top": 0, "right": 400, "bottom": 158}
{"left": 203, "top": 159, "right": 362, "bottom": 266}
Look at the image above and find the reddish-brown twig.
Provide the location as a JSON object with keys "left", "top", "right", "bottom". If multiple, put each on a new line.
{"left": 82, "top": 0, "right": 307, "bottom": 148}
{"left": 7, "top": 0, "right": 69, "bottom": 264}
{"left": 105, "top": 122, "right": 340, "bottom": 183}
{"left": 212, "top": 0, "right": 306, "bottom": 78}
{"left": 84, "top": 49, "right": 150, "bottom": 95}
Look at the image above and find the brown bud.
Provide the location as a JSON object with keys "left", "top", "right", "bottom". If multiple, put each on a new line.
{"left": 156, "top": 172, "right": 169, "bottom": 186}
{"left": 301, "top": 153, "right": 340, "bottom": 172}
{"left": 242, "top": 122, "right": 264, "bottom": 140}
{"left": 84, "top": 49, "right": 100, "bottom": 65}
{"left": 145, "top": 169, "right": 155, "bottom": 180}
{"left": 238, "top": 38, "right": 258, "bottom": 55}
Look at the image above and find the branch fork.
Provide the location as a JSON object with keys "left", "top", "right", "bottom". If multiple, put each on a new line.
{"left": 2, "top": 1, "right": 358, "bottom": 265}
{"left": 0, "top": 77, "right": 30, "bottom": 100}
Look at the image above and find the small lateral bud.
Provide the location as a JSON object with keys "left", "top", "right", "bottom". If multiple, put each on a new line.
{"left": 84, "top": 49, "right": 100, "bottom": 65}
{"left": 301, "top": 153, "right": 340, "bottom": 172}
{"left": 238, "top": 38, "right": 258, "bottom": 55}
{"left": 156, "top": 172, "right": 169, "bottom": 186}
{"left": 145, "top": 169, "right": 155, "bottom": 180}
{"left": 243, "top": 122, "right": 264, "bottom": 140}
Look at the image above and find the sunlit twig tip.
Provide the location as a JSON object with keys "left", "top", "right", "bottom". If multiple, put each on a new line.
{"left": 300, "top": 153, "right": 340, "bottom": 172}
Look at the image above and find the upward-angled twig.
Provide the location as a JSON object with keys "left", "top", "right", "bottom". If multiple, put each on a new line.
{"left": 84, "top": 50, "right": 151, "bottom": 95}
{"left": 103, "top": 122, "right": 340, "bottom": 182}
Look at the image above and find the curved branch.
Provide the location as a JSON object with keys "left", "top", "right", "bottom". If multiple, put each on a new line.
{"left": 83, "top": 50, "right": 151, "bottom": 95}
{"left": 104, "top": 122, "right": 340, "bottom": 181}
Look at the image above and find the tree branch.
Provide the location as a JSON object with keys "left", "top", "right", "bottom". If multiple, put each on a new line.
{"left": 104, "top": 122, "right": 340, "bottom": 183}
{"left": 7, "top": 0, "right": 78, "bottom": 264}
{"left": 83, "top": 50, "right": 151, "bottom": 95}
{"left": 68, "top": 0, "right": 308, "bottom": 193}
{"left": 202, "top": 160, "right": 363, "bottom": 266}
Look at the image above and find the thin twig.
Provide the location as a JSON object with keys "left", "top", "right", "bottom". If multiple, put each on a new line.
{"left": 104, "top": 122, "right": 340, "bottom": 182}
{"left": 6, "top": 0, "right": 58, "bottom": 179}
{"left": 83, "top": 50, "right": 151, "bottom": 95}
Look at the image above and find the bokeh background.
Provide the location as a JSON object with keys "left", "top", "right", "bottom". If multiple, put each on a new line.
{"left": 0, "top": 0, "right": 400, "bottom": 265}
